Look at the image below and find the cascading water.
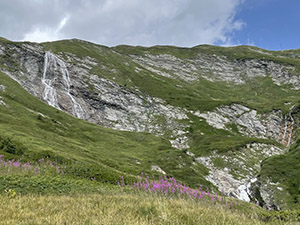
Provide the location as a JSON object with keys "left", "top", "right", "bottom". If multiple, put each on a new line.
{"left": 42, "top": 51, "right": 85, "bottom": 119}
{"left": 287, "top": 112, "right": 294, "bottom": 146}
{"left": 52, "top": 54, "right": 85, "bottom": 119}
{"left": 41, "top": 52, "right": 60, "bottom": 109}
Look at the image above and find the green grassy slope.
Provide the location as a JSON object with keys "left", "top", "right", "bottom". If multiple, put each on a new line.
{"left": 0, "top": 71, "right": 210, "bottom": 187}
{"left": 259, "top": 128, "right": 300, "bottom": 209}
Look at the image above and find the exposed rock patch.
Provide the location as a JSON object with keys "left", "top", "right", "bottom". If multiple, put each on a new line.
{"left": 249, "top": 178, "right": 290, "bottom": 210}
{"left": 0, "top": 96, "right": 6, "bottom": 106}
{"left": 151, "top": 165, "right": 166, "bottom": 175}
{"left": 131, "top": 54, "right": 198, "bottom": 82}
{"left": 130, "top": 52, "right": 300, "bottom": 89}
{"left": 197, "top": 104, "right": 294, "bottom": 146}
{"left": 196, "top": 143, "right": 286, "bottom": 201}
{"left": 0, "top": 45, "right": 5, "bottom": 55}
{"left": 0, "top": 85, "right": 6, "bottom": 92}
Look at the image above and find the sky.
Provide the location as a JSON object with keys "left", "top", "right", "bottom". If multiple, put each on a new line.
{"left": 0, "top": 0, "right": 299, "bottom": 50}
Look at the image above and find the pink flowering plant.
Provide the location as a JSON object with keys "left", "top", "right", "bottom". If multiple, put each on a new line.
{"left": 0, "top": 155, "right": 65, "bottom": 176}
{"left": 119, "top": 172, "right": 242, "bottom": 211}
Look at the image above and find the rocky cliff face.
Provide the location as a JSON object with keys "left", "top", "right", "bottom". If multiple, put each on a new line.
{"left": 1, "top": 39, "right": 300, "bottom": 209}
{"left": 0, "top": 43, "right": 190, "bottom": 149}
{"left": 130, "top": 47, "right": 300, "bottom": 89}
{"left": 197, "top": 104, "right": 295, "bottom": 146}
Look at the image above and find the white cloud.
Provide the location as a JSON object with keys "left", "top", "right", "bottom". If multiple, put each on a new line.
{"left": 1, "top": 0, "right": 245, "bottom": 46}
{"left": 22, "top": 16, "right": 69, "bottom": 43}
{"left": 66, "top": 0, "right": 245, "bottom": 46}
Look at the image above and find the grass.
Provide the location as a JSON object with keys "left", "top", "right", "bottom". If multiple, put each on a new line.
{"left": 259, "top": 137, "right": 300, "bottom": 209}
{"left": 0, "top": 158, "right": 299, "bottom": 225}
{"left": 0, "top": 191, "right": 299, "bottom": 225}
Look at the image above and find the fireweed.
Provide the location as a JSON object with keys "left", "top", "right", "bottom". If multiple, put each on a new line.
{"left": 0, "top": 155, "right": 65, "bottom": 176}
{"left": 119, "top": 172, "right": 242, "bottom": 211}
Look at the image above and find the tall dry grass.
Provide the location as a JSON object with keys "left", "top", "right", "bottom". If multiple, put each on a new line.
{"left": 0, "top": 192, "right": 295, "bottom": 225}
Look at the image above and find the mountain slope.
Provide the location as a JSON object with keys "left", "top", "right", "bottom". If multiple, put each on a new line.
{"left": 0, "top": 70, "right": 212, "bottom": 187}
{"left": 0, "top": 37, "right": 300, "bottom": 209}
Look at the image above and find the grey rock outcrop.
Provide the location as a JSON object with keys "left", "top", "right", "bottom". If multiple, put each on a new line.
{"left": 249, "top": 178, "right": 291, "bottom": 210}
{"left": 196, "top": 143, "right": 286, "bottom": 202}
{"left": 0, "top": 85, "right": 5, "bottom": 92}
{"left": 0, "top": 96, "right": 6, "bottom": 106}
{"left": 197, "top": 104, "right": 294, "bottom": 146}
{"left": 130, "top": 51, "right": 300, "bottom": 89}
{"left": 0, "top": 85, "right": 6, "bottom": 106}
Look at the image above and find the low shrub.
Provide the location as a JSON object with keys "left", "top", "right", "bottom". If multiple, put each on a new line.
{"left": 0, "top": 135, "right": 26, "bottom": 155}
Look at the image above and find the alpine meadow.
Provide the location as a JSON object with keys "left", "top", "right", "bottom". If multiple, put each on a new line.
{"left": 0, "top": 37, "right": 300, "bottom": 224}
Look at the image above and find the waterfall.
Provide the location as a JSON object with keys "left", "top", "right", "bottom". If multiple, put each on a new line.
{"left": 42, "top": 51, "right": 85, "bottom": 119}
{"left": 53, "top": 54, "right": 85, "bottom": 119}
{"left": 41, "top": 52, "right": 60, "bottom": 109}
{"left": 287, "top": 112, "right": 294, "bottom": 146}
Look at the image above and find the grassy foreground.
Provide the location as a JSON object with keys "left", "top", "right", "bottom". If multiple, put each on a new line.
{"left": 0, "top": 153, "right": 299, "bottom": 224}
{"left": 0, "top": 192, "right": 297, "bottom": 225}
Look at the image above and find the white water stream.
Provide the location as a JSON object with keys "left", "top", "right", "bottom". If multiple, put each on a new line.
{"left": 41, "top": 52, "right": 61, "bottom": 109}
{"left": 287, "top": 112, "right": 294, "bottom": 146}
{"left": 42, "top": 51, "right": 85, "bottom": 119}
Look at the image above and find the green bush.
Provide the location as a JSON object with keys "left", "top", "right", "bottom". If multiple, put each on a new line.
{"left": 64, "top": 162, "right": 128, "bottom": 184}
{"left": 0, "top": 135, "right": 26, "bottom": 155}
{"left": 0, "top": 175, "right": 103, "bottom": 195}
